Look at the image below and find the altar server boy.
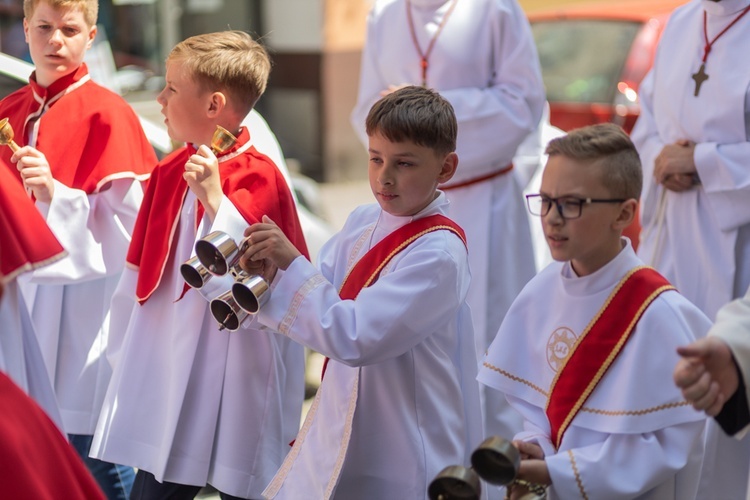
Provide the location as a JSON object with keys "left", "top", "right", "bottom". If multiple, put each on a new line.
{"left": 240, "top": 86, "right": 482, "bottom": 500}
{"left": 90, "top": 31, "right": 308, "bottom": 499}
{"left": 478, "top": 124, "right": 710, "bottom": 499}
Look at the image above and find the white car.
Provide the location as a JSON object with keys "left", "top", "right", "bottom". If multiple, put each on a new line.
{"left": 0, "top": 51, "right": 334, "bottom": 262}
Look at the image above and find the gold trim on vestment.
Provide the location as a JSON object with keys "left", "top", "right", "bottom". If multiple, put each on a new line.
{"left": 568, "top": 449, "right": 589, "bottom": 500}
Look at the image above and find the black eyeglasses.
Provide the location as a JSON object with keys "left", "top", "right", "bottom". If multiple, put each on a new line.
{"left": 525, "top": 194, "right": 627, "bottom": 220}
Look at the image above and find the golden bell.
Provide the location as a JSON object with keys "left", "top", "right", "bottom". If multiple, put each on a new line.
{"left": 210, "top": 125, "right": 237, "bottom": 154}
{"left": 471, "top": 435, "right": 520, "bottom": 486}
{"left": 428, "top": 465, "right": 481, "bottom": 500}
{"left": 0, "top": 117, "right": 20, "bottom": 152}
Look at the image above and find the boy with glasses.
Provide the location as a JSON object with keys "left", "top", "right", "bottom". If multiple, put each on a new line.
{"left": 478, "top": 124, "right": 710, "bottom": 499}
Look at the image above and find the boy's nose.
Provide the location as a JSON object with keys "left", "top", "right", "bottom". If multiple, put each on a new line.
{"left": 49, "top": 29, "right": 64, "bottom": 45}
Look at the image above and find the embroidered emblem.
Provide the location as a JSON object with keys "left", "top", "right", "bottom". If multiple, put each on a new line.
{"left": 546, "top": 327, "right": 577, "bottom": 372}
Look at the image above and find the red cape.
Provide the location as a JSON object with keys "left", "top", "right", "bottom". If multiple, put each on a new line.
{"left": 0, "top": 372, "right": 104, "bottom": 499}
{"left": 0, "top": 165, "right": 66, "bottom": 284}
{"left": 0, "top": 64, "right": 156, "bottom": 194}
{"left": 127, "top": 127, "right": 309, "bottom": 303}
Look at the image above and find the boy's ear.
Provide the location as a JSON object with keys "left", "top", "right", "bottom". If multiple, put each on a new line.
{"left": 612, "top": 198, "right": 638, "bottom": 231}
{"left": 437, "top": 152, "right": 458, "bottom": 184}
{"left": 207, "top": 91, "right": 227, "bottom": 117}
{"left": 86, "top": 24, "right": 97, "bottom": 50}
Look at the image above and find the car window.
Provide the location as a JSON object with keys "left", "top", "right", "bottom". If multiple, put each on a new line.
{"left": 0, "top": 71, "right": 26, "bottom": 100}
{"left": 532, "top": 19, "right": 641, "bottom": 104}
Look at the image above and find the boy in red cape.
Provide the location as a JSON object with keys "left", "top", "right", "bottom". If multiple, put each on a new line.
{"left": 0, "top": 0, "right": 157, "bottom": 495}
{"left": 90, "top": 31, "right": 308, "bottom": 500}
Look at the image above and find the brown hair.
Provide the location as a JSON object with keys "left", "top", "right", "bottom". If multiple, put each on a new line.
{"left": 168, "top": 30, "right": 270, "bottom": 117}
{"left": 545, "top": 123, "right": 642, "bottom": 200}
{"left": 24, "top": 0, "right": 98, "bottom": 27}
{"left": 365, "top": 86, "right": 457, "bottom": 156}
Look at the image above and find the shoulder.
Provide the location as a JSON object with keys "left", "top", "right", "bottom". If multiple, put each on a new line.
{"left": 370, "top": 0, "right": 400, "bottom": 17}
{"left": 0, "top": 84, "right": 32, "bottom": 110}
{"left": 663, "top": 1, "right": 700, "bottom": 30}
{"left": 640, "top": 288, "right": 712, "bottom": 342}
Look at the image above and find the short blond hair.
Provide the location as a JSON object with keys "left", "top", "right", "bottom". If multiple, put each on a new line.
{"left": 24, "top": 0, "right": 98, "bottom": 28}
{"left": 168, "top": 30, "right": 270, "bottom": 117}
{"left": 545, "top": 123, "right": 642, "bottom": 200}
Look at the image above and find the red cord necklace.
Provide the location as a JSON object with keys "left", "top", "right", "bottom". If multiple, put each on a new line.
{"left": 692, "top": 5, "right": 750, "bottom": 96}
{"left": 406, "top": 0, "right": 459, "bottom": 87}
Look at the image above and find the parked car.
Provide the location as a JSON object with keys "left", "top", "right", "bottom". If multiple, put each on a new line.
{"left": 528, "top": 0, "right": 686, "bottom": 134}
{"left": 0, "top": 50, "right": 334, "bottom": 262}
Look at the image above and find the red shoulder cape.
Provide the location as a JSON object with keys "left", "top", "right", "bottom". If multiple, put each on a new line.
{"left": 0, "top": 165, "right": 66, "bottom": 284}
{"left": 127, "top": 127, "right": 309, "bottom": 303}
{"left": 0, "top": 372, "right": 104, "bottom": 499}
{"left": 0, "top": 64, "right": 156, "bottom": 194}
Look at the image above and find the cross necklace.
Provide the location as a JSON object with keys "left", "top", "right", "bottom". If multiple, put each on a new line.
{"left": 406, "top": 0, "right": 459, "bottom": 87}
{"left": 692, "top": 4, "right": 750, "bottom": 97}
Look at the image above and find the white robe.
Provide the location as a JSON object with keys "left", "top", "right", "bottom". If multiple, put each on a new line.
{"left": 350, "top": 0, "right": 546, "bottom": 443}
{"left": 631, "top": 0, "right": 750, "bottom": 321}
{"left": 91, "top": 189, "right": 304, "bottom": 499}
{"left": 256, "top": 193, "right": 483, "bottom": 500}
{"left": 631, "top": 2, "right": 750, "bottom": 496}
{"left": 19, "top": 178, "right": 143, "bottom": 436}
{"left": 478, "top": 242, "right": 709, "bottom": 499}
{"left": 0, "top": 280, "right": 63, "bottom": 429}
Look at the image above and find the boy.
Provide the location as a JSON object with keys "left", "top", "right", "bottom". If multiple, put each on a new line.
{"left": 0, "top": 0, "right": 157, "bottom": 495}
{"left": 240, "top": 86, "right": 482, "bottom": 499}
{"left": 350, "top": 0, "right": 545, "bottom": 441}
{"left": 477, "top": 124, "right": 709, "bottom": 499}
{"left": 89, "top": 31, "right": 309, "bottom": 499}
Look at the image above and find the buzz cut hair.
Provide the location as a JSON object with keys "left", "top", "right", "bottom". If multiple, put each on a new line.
{"left": 365, "top": 86, "right": 457, "bottom": 156}
{"left": 24, "top": 0, "right": 98, "bottom": 28}
{"left": 545, "top": 123, "right": 642, "bottom": 200}
{"left": 167, "top": 30, "right": 270, "bottom": 118}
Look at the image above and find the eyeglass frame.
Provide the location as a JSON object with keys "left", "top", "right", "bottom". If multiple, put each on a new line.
{"left": 525, "top": 193, "right": 628, "bottom": 220}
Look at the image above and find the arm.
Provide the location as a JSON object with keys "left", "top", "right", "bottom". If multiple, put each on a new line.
{"left": 28, "top": 178, "right": 143, "bottom": 284}
{"left": 544, "top": 422, "right": 703, "bottom": 499}
{"left": 251, "top": 227, "right": 466, "bottom": 366}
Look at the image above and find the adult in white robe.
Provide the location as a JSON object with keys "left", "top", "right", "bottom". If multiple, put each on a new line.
{"left": 478, "top": 241, "right": 709, "bottom": 499}
{"left": 350, "top": 0, "right": 546, "bottom": 442}
{"left": 256, "top": 193, "right": 483, "bottom": 500}
{"left": 630, "top": 1, "right": 750, "bottom": 496}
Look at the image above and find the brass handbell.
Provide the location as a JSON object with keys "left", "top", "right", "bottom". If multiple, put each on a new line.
{"left": 429, "top": 436, "right": 525, "bottom": 500}
{"left": 210, "top": 125, "right": 237, "bottom": 154}
{"left": 0, "top": 117, "right": 20, "bottom": 152}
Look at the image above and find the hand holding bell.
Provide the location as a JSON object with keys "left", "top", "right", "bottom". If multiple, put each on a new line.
{"left": 0, "top": 118, "right": 20, "bottom": 152}
{"left": 429, "top": 436, "right": 544, "bottom": 500}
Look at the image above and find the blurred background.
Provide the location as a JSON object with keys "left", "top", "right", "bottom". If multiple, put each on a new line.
{"left": 0, "top": 0, "right": 604, "bottom": 188}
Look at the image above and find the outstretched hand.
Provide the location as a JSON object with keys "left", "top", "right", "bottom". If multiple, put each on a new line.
{"left": 240, "top": 215, "right": 301, "bottom": 281}
{"left": 674, "top": 336, "right": 739, "bottom": 416}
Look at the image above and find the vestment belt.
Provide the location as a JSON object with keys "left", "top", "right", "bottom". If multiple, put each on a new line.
{"left": 545, "top": 266, "right": 674, "bottom": 449}
{"left": 440, "top": 163, "right": 513, "bottom": 191}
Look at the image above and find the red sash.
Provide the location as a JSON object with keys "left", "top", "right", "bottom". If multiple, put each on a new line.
{"left": 545, "top": 266, "right": 674, "bottom": 449}
{"left": 321, "top": 214, "right": 466, "bottom": 377}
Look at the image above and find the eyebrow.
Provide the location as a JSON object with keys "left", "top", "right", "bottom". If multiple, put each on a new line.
{"left": 367, "top": 149, "right": 418, "bottom": 158}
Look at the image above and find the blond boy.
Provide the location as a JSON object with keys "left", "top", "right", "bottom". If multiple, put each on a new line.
{"left": 90, "top": 31, "right": 308, "bottom": 499}
{"left": 478, "top": 124, "right": 709, "bottom": 499}
{"left": 0, "top": 0, "right": 157, "bottom": 495}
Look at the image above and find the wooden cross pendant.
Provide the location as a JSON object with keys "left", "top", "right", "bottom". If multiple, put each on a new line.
{"left": 692, "top": 64, "right": 709, "bottom": 97}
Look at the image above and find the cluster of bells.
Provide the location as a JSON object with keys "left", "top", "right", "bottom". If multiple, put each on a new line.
{"left": 179, "top": 125, "right": 270, "bottom": 331}
{"left": 429, "top": 436, "right": 545, "bottom": 500}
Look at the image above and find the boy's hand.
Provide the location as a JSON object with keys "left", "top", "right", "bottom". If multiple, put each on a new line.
{"left": 508, "top": 440, "right": 550, "bottom": 499}
{"left": 240, "top": 216, "right": 301, "bottom": 278}
{"left": 184, "top": 145, "right": 223, "bottom": 220}
{"left": 11, "top": 146, "right": 55, "bottom": 203}
{"left": 675, "top": 337, "right": 738, "bottom": 416}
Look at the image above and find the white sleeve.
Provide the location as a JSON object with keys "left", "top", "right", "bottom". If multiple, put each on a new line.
{"left": 30, "top": 178, "right": 142, "bottom": 283}
{"left": 545, "top": 422, "right": 703, "bottom": 499}
{"left": 257, "top": 239, "right": 465, "bottom": 366}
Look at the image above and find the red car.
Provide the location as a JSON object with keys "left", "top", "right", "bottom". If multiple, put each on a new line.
{"left": 529, "top": 0, "right": 686, "bottom": 134}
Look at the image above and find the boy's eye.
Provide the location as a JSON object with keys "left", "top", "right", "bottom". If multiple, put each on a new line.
{"left": 369, "top": 157, "right": 382, "bottom": 164}
{"left": 398, "top": 161, "right": 413, "bottom": 167}
{"left": 63, "top": 27, "right": 79, "bottom": 36}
